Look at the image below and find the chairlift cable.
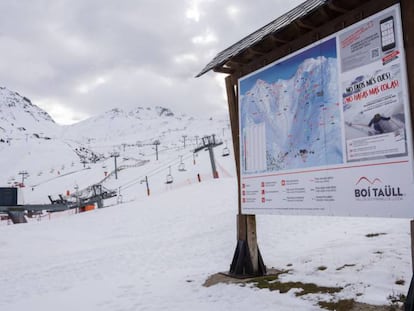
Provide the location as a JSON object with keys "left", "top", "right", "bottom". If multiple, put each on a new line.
{"left": 119, "top": 152, "right": 193, "bottom": 191}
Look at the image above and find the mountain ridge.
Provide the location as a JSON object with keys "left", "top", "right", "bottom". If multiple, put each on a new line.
{"left": 0, "top": 86, "right": 219, "bottom": 144}
{"left": 0, "top": 86, "right": 58, "bottom": 141}
{"left": 0, "top": 86, "right": 230, "bottom": 196}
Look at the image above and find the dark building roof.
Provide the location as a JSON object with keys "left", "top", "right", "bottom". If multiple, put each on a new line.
{"left": 196, "top": 0, "right": 373, "bottom": 77}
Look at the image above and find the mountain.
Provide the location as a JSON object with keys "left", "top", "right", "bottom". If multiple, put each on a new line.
{"left": 60, "top": 106, "right": 208, "bottom": 144}
{"left": 0, "top": 87, "right": 231, "bottom": 203}
{"left": 240, "top": 56, "right": 342, "bottom": 172}
{"left": 0, "top": 87, "right": 58, "bottom": 142}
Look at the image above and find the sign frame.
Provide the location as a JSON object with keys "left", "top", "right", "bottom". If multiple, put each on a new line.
{"left": 238, "top": 4, "right": 414, "bottom": 218}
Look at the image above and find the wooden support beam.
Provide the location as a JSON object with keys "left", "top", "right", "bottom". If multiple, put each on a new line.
{"left": 237, "top": 215, "right": 247, "bottom": 241}
{"left": 227, "top": 58, "right": 247, "bottom": 67}
{"left": 270, "top": 34, "right": 289, "bottom": 44}
{"left": 294, "top": 19, "right": 316, "bottom": 31}
{"left": 246, "top": 215, "right": 259, "bottom": 272}
{"left": 247, "top": 47, "right": 267, "bottom": 56}
{"left": 318, "top": 6, "right": 333, "bottom": 21}
{"left": 327, "top": 2, "right": 348, "bottom": 14}
{"left": 290, "top": 21, "right": 304, "bottom": 37}
{"left": 402, "top": 0, "right": 414, "bottom": 274}
{"left": 401, "top": 0, "right": 414, "bottom": 137}
{"left": 411, "top": 220, "right": 414, "bottom": 272}
{"left": 213, "top": 66, "right": 234, "bottom": 75}
{"left": 225, "top": 76, "right": 240, "bottom": 193}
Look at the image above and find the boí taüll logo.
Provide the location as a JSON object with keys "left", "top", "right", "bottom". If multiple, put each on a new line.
{"left": 355, "top": 177, "right": 382, "bottom": 185}
{"left": 354, "top": 176, "right": 403, "bottom": 199}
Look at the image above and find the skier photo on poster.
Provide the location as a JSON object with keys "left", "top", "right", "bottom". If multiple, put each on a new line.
{"left": 339, "top": 8, "right": 408, "bottom": 163}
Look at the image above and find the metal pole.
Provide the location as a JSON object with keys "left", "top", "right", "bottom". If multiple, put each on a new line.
{"left": 110, "top": 152, "right": 120, "bottom": 179}
{"left": 153, "top": 140, "right": 160, "bottom": 161}
{"left": 145, "top": 176, "right": 150, "bottom": 196}
{"left": 74, "top": 185, "right": 80, "bottom": 213}
{"left": 114, "top": 155, "right": 118, "bottom": 179}
{"left": 182, "top": 135, "right": 187, "bottom": 149}
{"left": 208, "top": 145, "right": 218, "bottom": 179}
{"left": 18, "top": 171, "right": 28, "bottom": 186}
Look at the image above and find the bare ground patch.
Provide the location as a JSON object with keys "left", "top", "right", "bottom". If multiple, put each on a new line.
{"left": 203, "top": 269, "right": 403, "bottom": 311}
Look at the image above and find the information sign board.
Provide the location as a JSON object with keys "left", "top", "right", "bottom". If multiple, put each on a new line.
{"left": 239, "top": 4, "right": 413, "bottom": 217}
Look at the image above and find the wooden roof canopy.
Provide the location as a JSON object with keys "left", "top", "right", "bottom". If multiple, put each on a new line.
{"left": 196, "top": 0, "right": 399, "bottom": 80}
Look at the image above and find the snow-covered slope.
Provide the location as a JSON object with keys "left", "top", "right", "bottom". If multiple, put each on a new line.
{"left": 61, "top": 106, "right": 226, "bottom": 145}
{"left": 0, "top": 178, "right": 409, "bottom": 310}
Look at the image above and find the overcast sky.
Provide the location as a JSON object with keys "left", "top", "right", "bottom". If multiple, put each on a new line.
{"left": 0, "top": 0, "right": 303, "bottom": 124}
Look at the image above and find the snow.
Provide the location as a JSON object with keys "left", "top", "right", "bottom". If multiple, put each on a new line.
{"left": 0, "top": 178, "right": 410, "bottom": 310}
{"left": 0, "top": 87, "right": 411, "bottom": 310}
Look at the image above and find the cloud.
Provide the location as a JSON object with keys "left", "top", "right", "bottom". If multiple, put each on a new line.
{"left": 0, "top": 0, "right": 303, "bottom": 124}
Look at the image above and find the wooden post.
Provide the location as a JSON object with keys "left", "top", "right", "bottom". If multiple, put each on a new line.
{"left": 411, "top": 220, "right": 414, "bottom": 272}
{"left": 401, "top": 0, "right": 414, "bottom": 274}
{"left": 226, "top": 75, "right": 266, "bottom": 276}
{"left": 246, "top": 215, "right": 259, "bottom": 272}
{"left": 398, "top": 1, "right": 414, "bottom": 308}
{"left": 400, "top": 0, "right": 414, "bottom": 139}
{"left": 225, "top": 76, "right": 241, "bottom": 215}
{"left": 401, "top": 0, "right": 414, "bottom": 126}
{"left": 236, "top": 214, "right": 247, "bottom": 242}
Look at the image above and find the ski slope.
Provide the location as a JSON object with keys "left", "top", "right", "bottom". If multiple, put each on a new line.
{"left": 0, "top": 123, "right": 410, "bottom": 310}
{"left": 0, "top": 176, "right": 410, "bottom": 310}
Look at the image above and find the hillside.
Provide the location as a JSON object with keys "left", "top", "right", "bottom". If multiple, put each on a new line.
{"left": 0, "top": 87, "right": 231, "bottom": 204}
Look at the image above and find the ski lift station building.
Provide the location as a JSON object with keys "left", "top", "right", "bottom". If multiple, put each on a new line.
{"left": 197, "top": 0, "right": 414, "bottom": 277}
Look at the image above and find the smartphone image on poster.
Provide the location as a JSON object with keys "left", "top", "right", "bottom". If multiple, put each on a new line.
{"left": 380, "top": 16, "right": 396, "bottom": 52}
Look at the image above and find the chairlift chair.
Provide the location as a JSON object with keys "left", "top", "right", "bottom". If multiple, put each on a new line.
{"left": 222, "top": 147, "right": 230, "bottom": 157}
{"left": 178, "top": 162, "right": 186, "bottom": 171}
{"left": 166, "top": 174, "right": 174, "bottom": 184}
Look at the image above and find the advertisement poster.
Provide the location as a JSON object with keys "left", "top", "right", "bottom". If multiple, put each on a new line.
{"left": 238, "top": 4, "right": 413, "bottom": 218}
